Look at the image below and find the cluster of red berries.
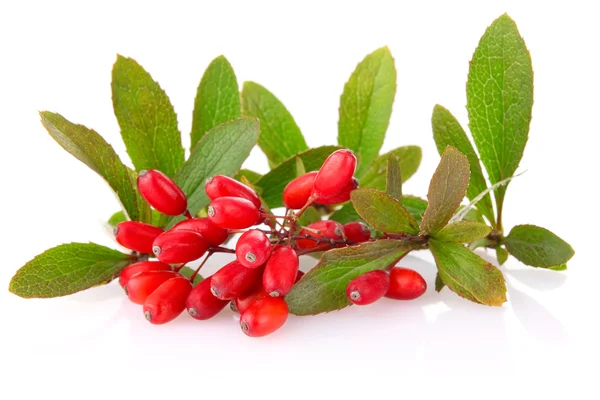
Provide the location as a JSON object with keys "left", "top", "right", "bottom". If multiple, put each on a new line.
{"left": 113, "top": 149, "right": 426, "bottom": 337}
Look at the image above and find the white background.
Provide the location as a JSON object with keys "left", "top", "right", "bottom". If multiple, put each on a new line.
{"left": 1, "top": 1, "right": 598, "bottom": 398}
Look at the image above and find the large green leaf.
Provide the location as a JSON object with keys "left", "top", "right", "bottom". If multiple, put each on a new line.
{"left": 504, "top": 225, "right": 574, "bottom": 268}
{"left": 338, "top": 47, "right": 396, "bottom": 176}
{"left": 331, "top": 195, "right": 427, "bottom": 225}
{"left": 111, "top": 55, "right": 184, "bottom": 177}
{"left": 191, "top": 55, "right": 241, "bottom": 148}
{"left": 432, "top": 221, "right": 491, "bottom": 243}
{"left": 9, "top": 243, "right": 131, "bottom": 298}
{"left": 466, "top": 14, "right": 533, "bottom": 215}
{"left": 432, "top": 105, "right": 494, "bottom": 224}
{"left": 40, "top": 112, "right": 150, "bottom": 223}
{"left": 430, "top": 239, "right": 507, "bottom": 306}
{"left": 286, "top": 240, "right": 414, "bottom": 315}
{"left": 241, "top": 81, "right": 308, "bottom": 166}
{"left": 351, "top": 188, "right": 419, "bottom": 234}
{"left": 359, "top": 146, "right": 421, "bottom": 189}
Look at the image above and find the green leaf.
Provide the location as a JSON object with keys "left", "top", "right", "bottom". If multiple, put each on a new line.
{"left": 331, "top": 195, "right": 426, "bottom": 226}
{"left": 111, "top": 55, "right": 184, "bottom": 177}
{"left": 549, "top": 263, "right": 567, "bottom": 271}
{"left": 504, "top": 225, "right": 575, "bottom": 268}
{"left": 462, "top": 206, "right": 486, "bottom": 224}
{"left": 432, "top": 105, "right": 495, "bottom": 224}
{"left": 40, "top": 112, "right": 150, "bottom": 223}
{"left": 359, "top": 145, "right": 421, "bottom": 189}
{"left": 351, "top": 188, "right": 419, "bottom": 234}
{"left": 234, "top": 169, "right": 262, "bottom": 184}
{"left": 386, "top": 154, "right": 402, "bottom": 200}
{"left": 400, "top": 196, "right": 428, "bottom": 223}
{"left": 161, "top": 118, "right": 260, "bottom": 227}
{"left": 338, "top": 47, "right": 396, "bottom": 176}
{"left": 496, "top": 246, "right": 509, "bottom": 265}
{"left": 191, "top": 55, "right": 241, "bottom": 148}
{"left": 295, "top": 156, "right": 306, "bottom": 177}
{"left": 433, "top": 221, "right": 491, "bottom": 243}
{"left": 429, "top": 239, "right": 507, "bottom": 306}
{"left": 9, "top": 243, "right": 131, "bottom": 298}
{"left": 286, "top": 240, "right": 414, "bottom": 315}
{"left": 241, "top": 81, "right": 308, "bottom": 166}
{"left": 466, "top": 14, "right": 533, "bottom": 214}
{"left": 178, "top": 267, "right": 204, "bottom": 286}
{"left": 298, "top": 206, "right": 322, "bottom": 227}
{"left": 420, "top": 146, "right": 470, "bottom": 235}
{"left": 108, "top": 210, "right": 161, "bottom": 227}
{"left": 435, "top": 273, "right": 445, "bottom": 292}
{"left": 255, "top": 146, "right": 340, "bottom": 209}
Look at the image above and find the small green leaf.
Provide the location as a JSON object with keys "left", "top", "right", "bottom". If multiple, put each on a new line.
{"left": 351, "top": 188, "right": 419, "bottom": 234}
{"left": 295, "top": 156, "right": 306, "bottom": 177}
{"left": 549, "top": 263, "right": 567, "bottom": 271}
{"left": 241, "top": 81, "right": 308, "bottom": 166}
{"left": 298, "top": 206, "right": 322, "bottom": 227}
{"left": 111, "top": 55, "right": 184, "bottom": 177}
{"left": 358, "top": 146, "right": 421, "bottom": 189}
{"left": 466, "top": 14, "right": 533, "bottom": 213}
{"left": 433, "top": 221, "right": 491, "bottom": 243}
{"left": 331, "top": 195, "right": 426, "bottom": 225}
{"left": 255, "top": 146, "right": 340, "bottom": 209}
{"left": 191, "top": 55, "right": 241, "bottom": 148}
{"left": 40, "top": 112, "right": 150, "bottom": 223}
{"left": 108, "top": 210, "right": 161, "bottom": 227}
{"left": 400, "top": 196, "right": 428, "bottom": 223}
{"left": 496, "top": 246, "right": 509, "bottom": 265}
{"left": 504, "top": 225, "right": 575, "bottom": 268}
{"left": 286, "top": 240, "right": 414, "bottom": 315}
{"left": 435, "top": 273, "right": 445, "bottom": 292}
{"left": 429, "top": 239, "right": 507, "bottom": 306}
{"left": 235, "top": 169, "right": 262, "bottom": 184}
{"left": 161, "top": 118, "right": 260, "bottom": 227}
{"left": 420, "top": 146, "right": 470, "bottom": 236}
{"left": 386, "top": 154, "right": 402, "bottom": 200}
{"left": 462, "top": 207, "right": 486, "bottom": 224}
{"left": 9, "top": 243, "right": 132, "bottom": 298}
{"left": 178, "top": 267, "right": 204, "bottom": 286}
{"left": 432, "top": 105, "right": 494, "bottom": 224}
{"left": 338, "top": 47, "right": 396, "bottom": 176}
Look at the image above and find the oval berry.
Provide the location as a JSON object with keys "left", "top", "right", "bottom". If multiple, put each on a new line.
{"left": 343, "top": 221, "right": 371, "bottom": 243}
{"left": 240, "top": 297, "right": 289, "bottom": 338}
{"left": 232, "top": 289, "right": 270, "bottom": 315}
{"left": 210, "top": 260, "right": 264, "bottom": 300}
{"left": 126, "top": 270, "right": 180, "bottom": 305}
{"left": 114, "top": 221, "right": 164, "bottom": 254}
{"left": 296, "top": 220, "right": 344, "bottom": 249}
{"left": 316, "top": 177, "right": 358, "bottom": 205}
{"left": 205, "top": 175, "right": 262, "bottom": 209}
{"left": 282, "top": 171, "right": 318, "bottom": 209}
{"left": 346, "top": 270, "right": 390, "bottom": 305}
{"left": 208, "top": 197, "right": 260, "bottom": 229}
{"left": 143, "top": 277, "right": 192, "bottom": 325}
{"left": 263, "top": 247, "right": 299, "bottom": 297}
{"left": 185, "top": 276, "right": 229, "bottom": 320}
{"left": 386, "top": 267, "right": 427, "bottom": 300}
{"left": 312, "top": 149, "right": 356, "bottom": 199}
{"left": 152, "top": 230, "right": 208, "bottom": 264}
{"left": 137, "top": 169, "right": 188, "bottom": 216}
{"left": 236, "top": 230, "right": 271, "bottom": 268}
{"left": 119, "top": 261, "right": 172, "bottom": 288}
{"left": 172, "top": 217, "right": 229, "bottom": 246}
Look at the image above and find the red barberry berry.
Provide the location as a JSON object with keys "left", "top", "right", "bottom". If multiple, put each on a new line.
{"left": 295, "top": 270, "right": 305, "bottom": 283}
{"left": 152, "top": 230, "right": 208, "bottom": 264}
{"left": 143, "top": 276, "right": 192, "bottom": 324}
{"left": 386, "top": 267, "right": 427, "bottom": 300}
{"left": 125, "top": 270, "right": 180, "bottom": 305}
{"left": 231, "top": 289, "right": 270, "bottom": 315}
{"left": 210, "top": 260, "right": 264, "bottom": 300}
{"left": 185, "top": 276, "right": 229, "bottom": 320}
{"left": 312, "top": 149, "right": 356, "bottom": 199}
{"left": 172, "top": 217, "right": 229, "bottom": 246}
{"left": 137, "top": 169, "right": 188, "bottom": 216}
{"left": 316, "top": 177, "right": 358, "bottom": 205}
{"left": 114, "top": 221, "right": 164, "bottom": 254}
{"left": 208, "top": 197, "right": 260, "bottom": 229}
{"left": 205, "top": 175, "right": 262, "bottom": 209}
{"left": 346, "top": 270, "right": 390, "bottom": 305}
{"left": 240, "top": 297, "right": 289, "bottom": 338}
{"left": 296, "top": 220, "right": 344, "bottom": 249}
{"left": 343, "top": 221, "right": 371, "bottom": 243}
{"left": 282, "top": 171, "right": 318, "bottom": 209}
{"left": 119, "top": 261, "right": 172, "bottom": 288}
{"left": 263, "top": 247, "right": 299, "bottom": 297}
{"left": 236, "top": 230, "right": 271, "bottom": 268}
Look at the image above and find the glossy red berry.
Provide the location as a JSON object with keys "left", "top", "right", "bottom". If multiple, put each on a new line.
{"left": 119, "top": 261, "right": 172, "bottom": 288}
{"left": 295, "top": 270, "right": 305, "bottom": 283}
{"left": 231, "top": 289, "right": 270, "bottom": 315}
{"left": 386, "top": 267, "right": 427, "bottom": 300}
{"left": 210, "top": 260, "right": 264, "bottom": 300}
{"left": 143, "top": 276, "right": 192, "bottom": 325}
{"left": 172, "top": 217, "right": 229, "bottom": 246}
{"left": 343, "top": 221, "right": 371, "bottom": 243}
{"left": 205, "top": 175, "right": 262, "bottom": 209}
{"left": 125, "top": 270, "right": 180, "bottom": 305}
{"left": 312, "top": 149, "right": 356, "bottom": 199}
{"left": 138, "top": 169, "right": 187, "bottom": 216}
{"left": 346, "top": 270, "right": 390, "bottom": 305}
{"left": 316, "top": 177, "right": 358, "bottom": 205}
{"left": 263, "top": 247, "right": 299, "bottom": 297}
{"left": 236, "top": 230, "right": 271, "bottom": 268}
{"left": 208, "top": 197, "right": 260, "bottom": 229}
{"left": 296, "top": 220, "right": 344, "bottom": 249}
{"left": 152, "top": 230, "right": 208, "bottom": 264}
{"left": 185, "top": 276, "right": 229, "bottom": 320}
{"left": 240, "top": 297, "right": 289, "bottom": 338}
{"left": 114, "top": 221, "right": 164, "bottom": 254}
{"left": 282, "top": 171, "right": 318, "bottom": 209}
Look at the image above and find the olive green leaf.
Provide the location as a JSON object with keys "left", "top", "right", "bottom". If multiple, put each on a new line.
{"left": 386, "top": 154, "right": 402, "bottom": 200}
{"left": 178, "top": 267, "right": 204, "bottom": 286}
{"left": 435, "top": 273, "right": 445, "bottom": 292}
{"left": 359, "top": 146, "right": 421, "bottom": 191}
{"left": 235, "top": 169, "right": 262, "bottom": 184}
{"left": 108, "top": 209, "right": 161, "bottom": 228}
{"left": 549, "top": 264, "right": 567, "bottom": 271}
{"left": 331, "top": 195, "right": 427, "bottom": 226}
{"left": 351, "top": 188, "right": 419, "bottom": 234}
{"left": 433, "top": 221, "right": 491, "bottom": 243}
{"left": 504, "top": 225, "right": 575, "bottom": 268}
{"left": 496, "top": 246, "right": 509, "bottom": 265}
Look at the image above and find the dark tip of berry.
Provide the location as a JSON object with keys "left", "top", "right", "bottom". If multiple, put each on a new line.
{"left": 240, "top": 321, "right": 249, "bottom": 333}
{"left": 245, "top": 252, "right": 257, "bottom": 263}
{"left": 350, "top": 291, "right": 360, "bottom": 301}
{"left": 188, "top": 308, "right": 198, "bottom": 317}
{"left": 144, "top": 311, "right": 152, "bottom": 321}
{"left": 138, "top": 170, "right": 148, "bottom": 178}
{"left": 229, "top": 301, "right": 238, "bottom": 313}
{"left": 205, "top": 176, "right": 214, "bottom": 185}
{"left": 208, "top": 206, "right": 215, "bottom": 217}
{"left": 269, "top": 291, "right": 280, "bottom": 298}
{"left": 113, "top": 226, "right": 119, "bottom": 236}
{"left": 210, "top": 287, "right": 219, "bottom": 297}
{"left": 123, "top": 285, "right": 129, "bottom": 296}
{"left": 152, "top": 245, "right": 161, "bottom": 256}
